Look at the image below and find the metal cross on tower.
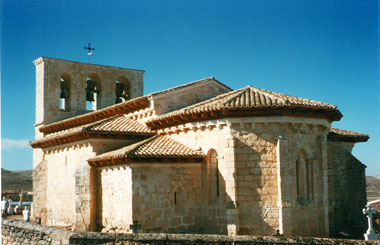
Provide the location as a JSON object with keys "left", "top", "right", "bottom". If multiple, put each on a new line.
{"left": 84, "top": 43, "right": 95, "bottom": 64}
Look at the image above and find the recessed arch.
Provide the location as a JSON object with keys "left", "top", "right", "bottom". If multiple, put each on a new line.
{"left": 85, "top": 73, "right": 101, "bottom": 110}
{"left": 296, "top": 149, "right": 314, "bottom": 201}
{"left": 173, "top": 184, "right": 185, "bottom": 205}
{"left": 207, "top": 149, "right": 219, "bottom": 202}
{"left": 59, "top": 73, "right": 71, "bottom": 111}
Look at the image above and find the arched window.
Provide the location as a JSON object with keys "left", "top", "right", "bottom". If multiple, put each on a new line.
{"left": 85, "top": 74, "right": 101, "bottom": 110}
{"left": 59, "top": 74, "right": 71, "bottom": 111}
{"left": 173, "top": 184, "right": 185, "bottom": 205}
{"left": 296, "top": 150, "right": 313, "bottom": 200}
{"left": 207, "top": 149, "right": 219, "bottom": 202}
{"left": 115, "top": 76, "right": 130, "bottom": 103}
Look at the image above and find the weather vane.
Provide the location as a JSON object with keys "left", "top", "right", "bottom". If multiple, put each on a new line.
{"left": 84, "top": 43, "right": 95, "bottom": 64}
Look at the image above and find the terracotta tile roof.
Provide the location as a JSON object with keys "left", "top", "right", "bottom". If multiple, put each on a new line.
{"left": 149, "top": 77, "right": 232, "bottom": 97}
{"left": 86, "top": 115, "right": 152, "bottom": 133}
{"left": 39, "top": 96, "right": 150, "bottom": 134}
{"left": 31, "top": 116, "right": 153, "bottom": 148}
{"left": 39, "top": 77, "right": 231, "bottom": 135}
{"left": 88, "top": 135, "right": 205, "bottom": 166}
{"left": 147, "top": 86, "right": 343, "bottom": 129}
{"left": 328, "top": 128, "right": 369, "bottom": 142}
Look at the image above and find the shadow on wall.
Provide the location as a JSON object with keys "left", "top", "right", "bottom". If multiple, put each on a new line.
{"left": 233, "top": 136, "right": 274, "bottom": 235}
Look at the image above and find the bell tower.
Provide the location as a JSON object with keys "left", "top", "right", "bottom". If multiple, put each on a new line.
{"left": 33, "top": 57, "right": 145, "bottom": 166}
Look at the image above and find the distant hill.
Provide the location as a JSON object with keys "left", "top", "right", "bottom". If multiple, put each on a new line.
{"left": 1, "top": 168, "right": 32, "bottom": 192}
{"left": 366, "top": 176, "right": 380, "bottom": 201}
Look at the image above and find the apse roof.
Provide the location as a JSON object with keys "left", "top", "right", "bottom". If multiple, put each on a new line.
{"left": 147, "top": 86, "right": 343, "bottom": 129}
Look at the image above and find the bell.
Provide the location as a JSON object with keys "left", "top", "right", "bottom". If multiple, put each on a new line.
{"left": 86, "top": 80, "right": 96, "bottom": 90}
{"left": 86, "top": 89, "right": 94, "bottom": 101}
{"left": 86, "top": 80, "right": 96, "bottom": 101}
{"left": 115, "top": 97, "right": 123, "bottom": 104}
{"left": 60, "top": 89, "right": 67, "bottom": 99}
{"left": 115, "top": 83, "right": 124, "bottom": 97}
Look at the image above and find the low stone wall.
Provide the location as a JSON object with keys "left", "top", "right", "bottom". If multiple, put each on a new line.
{"left": 2, "top": 218, "right": 378, "bottom": 244}
{"left": 1, "top": 218, "right": 75, "bottom": 244}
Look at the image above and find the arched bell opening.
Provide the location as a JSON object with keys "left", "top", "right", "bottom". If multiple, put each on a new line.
{"left": 59, "top": 73, "right": 71, "bottom": 111}
{"left": 85, "top": 74, "right": 101, "bottom": 111}
{"left": 115, "top": 76, "right": 130, "bottom": 104}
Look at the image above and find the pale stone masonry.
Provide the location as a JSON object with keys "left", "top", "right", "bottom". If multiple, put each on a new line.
{"left": 30, "top": 57, "right": 369, "bottom": 238}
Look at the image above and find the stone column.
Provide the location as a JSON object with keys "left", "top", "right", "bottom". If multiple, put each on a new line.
{"left": 318, "top": 135, "right": 330, "bottom": 237}
{"left": 224, "top": 134, "right": 239, "bottom": 235}
{"left": 275, "top": 135, "right": 286, "bottom": 235}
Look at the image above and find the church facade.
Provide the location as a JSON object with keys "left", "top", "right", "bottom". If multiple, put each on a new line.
{"left": 31, "top": 57, "right": 369, "bottom": 238}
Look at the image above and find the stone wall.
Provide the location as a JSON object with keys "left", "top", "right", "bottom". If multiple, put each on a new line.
{"left": 327, "top": 141, "right": 367, "bottom": 238}
{"left": 43, "top": 142, "right": 95, "bottom": 229}
{"left": 230, "top": 117, "right": 330, "bottom": 237}
{"left": 97, "top": 163, "right": 204, "bottom": 233}
{"left": 33, "top": 57, "right": 144, "bottom": 126}
{"left": 166, "top": 121, "right": 234, "bottom": 235}
{"left": 2, "top": 219, "right": 75, "bottom": 244}
{"left": 167, "top": 116, "right": 331, "bottom": 237}
{"left": 33, "top": 139, "right": 137, "bottom": 231}
{"left": 96, "top": 165, "right": 133, "bottom": 232}
{"left": 2, "top": 219, "right": 377, "bottom": 245}
{"left": 132, "top": 163, "right": 202, "bottom": 233}
{"left": 230, "top": 122, "right": 279, "bottom": 236}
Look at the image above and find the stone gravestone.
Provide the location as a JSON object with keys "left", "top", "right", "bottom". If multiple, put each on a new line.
{"left": 19, "top": 191, "right": 24, "bottom": 207}
{"left": 373, "top": 211, "right": 380, "bottom": 239}
{"left": 363, "top": 205, "right": 380, "bottom": 241}
{"left": 7, "top": 198, "right": 13, "bottom": 215}
{"left": 23, "top": 206, "right": 30, "bottom": 222}
{"left": 1, "top": 196, "right": 9, "bottom": 215}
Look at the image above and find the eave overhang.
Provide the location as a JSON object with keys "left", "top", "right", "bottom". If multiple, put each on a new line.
{"left": 30, "top": 131, "right": 154, "bottom": 149}
{"left": 88, "top": 156, "right": 204, "bottom": 167}
{"left": 147, "top": 106, "right": 342, "bottom": 130}
{"left": 39, "top": 96, "right": 150, "bottom": 135}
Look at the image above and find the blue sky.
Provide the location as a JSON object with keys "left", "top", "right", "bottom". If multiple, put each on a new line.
{"left": 1, "top": 0, "right": 379, "bottom": 176}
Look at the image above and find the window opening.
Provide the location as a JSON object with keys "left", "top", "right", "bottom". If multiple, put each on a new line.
{"left": 86, "top": 77, "right": 99, "bottom": 110}
{"left": 59, "top": 76, "right": 70, "bottom": 111}
{"left": 115, "top": 81, "right": 128, "bottom": 103}
{"left": 296, "top": 150, "right": 313, "bottom": 201}
{"left": 207, "top": 149, "right": 219, "bottom": 202}
{"left": 115, "top": 77, "right": 130, "bottom": 104}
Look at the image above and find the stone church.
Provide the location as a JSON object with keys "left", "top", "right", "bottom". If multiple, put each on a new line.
{"left": 30, "top": 57, "right": 369, "bottom": 238}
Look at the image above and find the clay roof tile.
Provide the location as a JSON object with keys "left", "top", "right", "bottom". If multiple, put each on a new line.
{"left": 88, "top": 135, "right": 205, "bottom": 165}
{"left": 30, "top": 116, "right": 153, "bottom": 148}
{"left": 328, "top": 128, "right": 369, "bottom": 142}
{"left": 147, "top": 86, "right": 342, "bottom": 128}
